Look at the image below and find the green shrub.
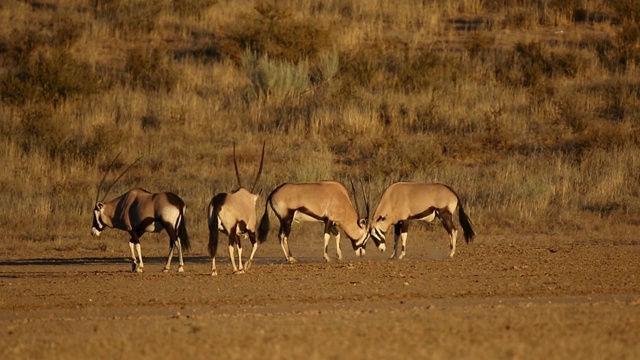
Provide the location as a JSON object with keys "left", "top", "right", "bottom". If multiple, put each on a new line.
{"left": 242, "top": 49, "right": 310, "bottom": 100}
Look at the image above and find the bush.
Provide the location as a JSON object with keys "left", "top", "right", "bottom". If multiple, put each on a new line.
{"left": 495, "top": 41, "right": 581, "bottom": 87}
{"left": 124, "top": 47, "right": 179, "bottom": 92}
{"left": 0, "top": 49, "right": 101, "bottom": 106}
{"left": 172, "top": 0, "right": 218, "bottom": 17}
{"left": 242, "top": 49, "right": 310, "bottom": 101}
{"left": 224, "top": 3, "right": 333, "bottom": 64}
{"left": 94, "top": 0, "right": 164, "bottom": 34}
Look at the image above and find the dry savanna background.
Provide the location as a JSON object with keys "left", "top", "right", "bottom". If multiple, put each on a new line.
{"left": 0, "top": 0, "right": 639, "bottom": 359}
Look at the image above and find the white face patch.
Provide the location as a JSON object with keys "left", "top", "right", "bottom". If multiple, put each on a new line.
{"left": 92, "top": 210, "right": 104, "bottom": 237}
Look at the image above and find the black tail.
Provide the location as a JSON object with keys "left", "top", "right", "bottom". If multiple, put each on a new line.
{"left": 208, "top": 207, "right": 219, "bottom": 257}
{"left": 458, "top": 202, "right": 475, "bottom": 243}
{"left": 178, "top": 209, "right": 191, "bottom": 251}
{"left": 257, "top": 197, "right": 271, "bottom": 243}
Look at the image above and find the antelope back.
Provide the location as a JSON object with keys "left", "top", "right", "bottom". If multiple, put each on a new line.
{"left": 220, "top": 188, "right": 259, "bottom": 228}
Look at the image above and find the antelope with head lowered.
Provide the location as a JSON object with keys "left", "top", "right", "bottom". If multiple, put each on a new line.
{"left": 208, "top": 142, "right": 265, "bottom": 276}
{"left": 258, "top": 180, "right": 373, "bottom": 263}
{"left": 91, "top": 155, "right": 191, "bottom": 273}
{"left": 369, "top": 182, "right": 475, "bottom": 259}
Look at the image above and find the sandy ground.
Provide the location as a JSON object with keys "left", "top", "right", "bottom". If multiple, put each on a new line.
{"left": 1, "top": 229, "right": 639, "bottom": 360}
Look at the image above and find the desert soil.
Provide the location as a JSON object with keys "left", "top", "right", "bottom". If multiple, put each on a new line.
{"left": 1, "top": 231, "right": 639, "bottom": 360}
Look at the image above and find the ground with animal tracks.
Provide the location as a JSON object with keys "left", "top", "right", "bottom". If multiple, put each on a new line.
{"left": 1, "top": 231, "right": 639, "bottom": 360}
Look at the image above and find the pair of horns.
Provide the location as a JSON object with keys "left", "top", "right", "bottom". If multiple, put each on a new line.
{"left": 233, "top": 141, "right": 266, "bottom": 193}
{"left": 95, "top": 152, "right": 142, "bottom": 204}
{"left": 350, "top": 179, "right": 370, "bottom": 220}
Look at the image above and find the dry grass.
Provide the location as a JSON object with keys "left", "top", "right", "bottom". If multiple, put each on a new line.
{"left": 0, "top": 0, "right": 639, "bottom": 250}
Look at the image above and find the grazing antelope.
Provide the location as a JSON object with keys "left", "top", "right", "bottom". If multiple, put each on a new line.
{"left": 369, "top": 182, "right": 475, "bottom": 259}
{"left": 91, "top": 156, "right": 191, "bottom": 273}
{"left": 208, "top": 142, "right": 265, "bottom": 276}
{"left": 258, "top": 181, "right": 372, "bottom": 263}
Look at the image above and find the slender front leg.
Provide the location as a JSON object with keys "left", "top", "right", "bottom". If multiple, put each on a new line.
{"left": 128, "top": 231, "right": 144, "bottom": 272}
{"left": 335, "top": 232, "right": 343, "bottom": 261}
{"left": 128, "top": 241, "right": 138, "bottom": 271}
{"left": 244, "top": 232, "right": 258, "bottom": 271}
{"left": 397, "top": 231, "right": 408, "bottom": 260}
{"left": 397, "top": 221, "right": 409, "bottom": 260}
{"left": 236, "top": 234, "right": 245, "bottom": 274}
{"left": 323, "top": 231, "right": 331, "bottom": 262}
{"left": 390, "top": 224, "right": 401, "bottom": 260}
{"left": 135, "top": 243, "right": 144, "bottom": 271}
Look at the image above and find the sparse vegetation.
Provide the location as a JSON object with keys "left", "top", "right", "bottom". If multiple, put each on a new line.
{"left": 0, "top": 0, "right": 638, "bottom": 247}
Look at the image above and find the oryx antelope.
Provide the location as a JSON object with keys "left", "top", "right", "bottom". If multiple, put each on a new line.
{"left": 369, "top": 182, "right": 475, "bottom": 259}
{"left": 208, "top": 142, "right": 265, "bottom": 276}
{"left": 91, "top": 156, "right": 191, "bottom": 273}
{"left": 258, "top": 181, "right": 373, "bottom": 263}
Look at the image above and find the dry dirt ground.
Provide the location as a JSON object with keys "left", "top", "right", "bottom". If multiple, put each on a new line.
{"left": 1, "top": 229, "right": 639, "bottom": 360}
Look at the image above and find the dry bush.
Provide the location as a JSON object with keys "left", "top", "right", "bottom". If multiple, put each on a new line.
{"left": 124, "top": 47, "right": 179, "bottom": 92}
{"left": 495, "top": 41, "right": 582, "bottom": 87}
{"left": 0, "top": 49, "right": 101, "bottom": 106}
{"left": 172, "top": 0, "right": 218, "bottom": 18}
{"left": 222, "top": 3, "right": 333, "bottom": 64}
{"left": 93, "top": 0, "right": 165, "bottom": 35}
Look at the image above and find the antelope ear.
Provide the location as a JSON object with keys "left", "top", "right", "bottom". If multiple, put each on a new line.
{"left": 358, "top": 218, "right": 368, "bottom": 228}
{"left": 96, "top": 202, "right": 104, "bottom": 211}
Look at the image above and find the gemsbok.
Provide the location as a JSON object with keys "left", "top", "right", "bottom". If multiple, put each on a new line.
{"left": 91, "top": 155, "right": 191, "bottom": 273}
{"left": 258, "top": 180, "right": 372, "bottom": 263}
{"left": 369, "top": 182, "right": 475, "bottom": 259}
{"left": 208, "top": 142, "right": 265, "bottom": 276}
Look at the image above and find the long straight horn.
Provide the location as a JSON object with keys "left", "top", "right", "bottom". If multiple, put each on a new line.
{"left": 233, "top": 142, "right": 243, "bottom": 189}
{"left": 101, "top": 156, "right": 143, "bottom": 202}
{"left": 361, "top": 180, "right": 370, "bottom": 221}
{"left": 349, "top": 179, "right": 362, "bottom": 218}
{"left": 250, "top": 141, "right": 266, "bottom": 193}
{"left": 95, "top": 152, "right": 122, "bottom": 204}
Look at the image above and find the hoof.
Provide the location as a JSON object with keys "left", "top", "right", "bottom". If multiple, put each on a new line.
{"left": 177, "top": 266, "right": 184, "bottom": 273}
{"left": 162, "top": 268, "right": 170, "bottom": 273}
{"left": 233, "top": 269, "right": 245, "bottom": 275}
{"left": 288, "top": 257, "right": 298, "bottom": 264}
{"left": 211, "top": 271, "right": 218, "bottom": 277}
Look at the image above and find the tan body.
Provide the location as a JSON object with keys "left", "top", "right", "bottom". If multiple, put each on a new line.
{"left": 92, "top": 188, "right": 191, "bottom": 272}
{"left": 208, "top": 188, "right": 260, "bottom": 275}
{"left": 370, "top": 182, "right": 474, "bottom": 259}
{"left": 258, "top": 181, "right": 369, "bottom": 262}
{"left": 208, "top": 142, "right": 265, "bottom": 276}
